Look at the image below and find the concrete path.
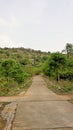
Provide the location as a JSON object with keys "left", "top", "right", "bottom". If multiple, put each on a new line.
{"left": 12, "top": 75, "right": 73, "bottom": 130}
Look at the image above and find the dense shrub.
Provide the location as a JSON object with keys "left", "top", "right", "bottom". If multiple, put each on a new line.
{"left": 0, "top": 59, "right": 25, "bottom": 83}
{"left": 44, "top": 52, "right": 67, "bottom": 81}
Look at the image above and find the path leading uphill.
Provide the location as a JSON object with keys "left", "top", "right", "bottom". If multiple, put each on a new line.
{"left": 12, "top": 75, "right": 73, "bottom": 130}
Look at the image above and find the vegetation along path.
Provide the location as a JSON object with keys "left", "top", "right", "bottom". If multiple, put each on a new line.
{"left": 11, "top": 75, "right": 73, "bottom": 130}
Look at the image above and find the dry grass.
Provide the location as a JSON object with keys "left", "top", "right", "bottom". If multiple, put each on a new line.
{"left": 44, "top": 76, "right": 73, "bottom": 95}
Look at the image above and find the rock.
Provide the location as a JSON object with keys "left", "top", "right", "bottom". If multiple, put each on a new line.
{"left": 1, "top": 102, "right": 17, "bottom": 130}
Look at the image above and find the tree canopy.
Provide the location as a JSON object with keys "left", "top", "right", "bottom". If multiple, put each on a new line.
{"left": 44, "top": 52, "right": 66, "bottom": 81}
{"left": 0, "top": 59, "right": 25, "bottom": 83}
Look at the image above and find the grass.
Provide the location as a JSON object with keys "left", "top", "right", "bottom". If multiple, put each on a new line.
{"left": 0, "top": 77, "right": 32, "bottom": 96}
{"left": 44, "top": 76, "right": 73, "bottom": 95}
{"left": 22, "top": 78, "right": 32, "bottom": 91}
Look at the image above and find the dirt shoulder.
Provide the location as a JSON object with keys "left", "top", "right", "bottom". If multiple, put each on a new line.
{"left": 43, "top": 76, "right": 73, "bottom": 101}
{"left": 0, "top": 76, "right": 73, "bottom": 102}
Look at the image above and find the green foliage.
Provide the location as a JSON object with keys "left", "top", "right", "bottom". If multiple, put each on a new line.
{"left": 66, "top": 43, "right": 73, "bottom": 58}
{"left": 0, "top": 47, "right": 49, "bottom": 96}
{"left": 0, "top": 44, "right": 73, "bottom": 95}
{"left": 60, "top": 85, "right": 73, "bottom": 93}
{"left": 0, "top": 59, "right": 25, "bottom": 83}
{"left": 60, "top": 58, "right": 73, "bottom": 81}
{"left": 41, "top": 56, "right": 49, "bottom": 62}
{"left": 33, "top": 67, "right": 42, "bottom": 75}
{"left": 57, "top": 81, "right": 73, "bottom": 94}
{"left": 44, "top": 43, "right": 73, "bottom": 83}
{"left": 20, "top": 58, "right": 30, "bottom": 65}
{"left": 0, "top": 77, "right": 8, "bottom": 96}
{"left": 44, "top": 52, "right": 66, "bottom": 81}
{"left": 45, "top": 76, "right": 73, "bottom": 94}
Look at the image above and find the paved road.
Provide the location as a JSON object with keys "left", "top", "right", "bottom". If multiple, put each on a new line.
{"left": 12, "top": 75, "right": 73, "bottom": 130}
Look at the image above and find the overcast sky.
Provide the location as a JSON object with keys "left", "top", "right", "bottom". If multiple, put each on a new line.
{"left": 0, "top": 0, "right": 73, "bottom": 52}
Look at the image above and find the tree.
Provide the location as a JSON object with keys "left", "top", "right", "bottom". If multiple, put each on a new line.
{"left": 66, "top": 43, "right": 73, "bottom": 58}
{"left": 44, "top": 53, "right": 66, "bottom": 81}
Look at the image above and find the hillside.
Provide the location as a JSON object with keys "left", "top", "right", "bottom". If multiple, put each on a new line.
{"left": 0, "top": 43, "right": 73, "bottom": 96}
{"left": 0, "top": 47, "right": 49, "bottom": 65}
{"left": 0, "top": 47, "right": 49, "bottom": 96}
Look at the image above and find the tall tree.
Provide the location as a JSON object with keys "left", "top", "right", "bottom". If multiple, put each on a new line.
{"left": 44, "top": 53, "right": 66, "bottom": 81}
{"left": 66, "top": 43, "right": 73, "bottom": 58}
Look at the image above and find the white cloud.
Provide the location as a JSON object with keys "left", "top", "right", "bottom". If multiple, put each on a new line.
{"left": 0, "top": 16, "right": 20, "bottom": 27}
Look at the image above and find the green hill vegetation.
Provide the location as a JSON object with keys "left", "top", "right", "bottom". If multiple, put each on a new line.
{"left": 0, "top": 47, "right": 49, "bottom": 96}
{"left": 0, "top": 43, "right": 73, "bottom": 96}
{"left": 44, "top": 43, "right": 73, "bottom": 94}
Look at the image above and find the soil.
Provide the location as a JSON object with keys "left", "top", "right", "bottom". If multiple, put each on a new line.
{"left": 61, "top": 94, "right": 73, "bottom": 103}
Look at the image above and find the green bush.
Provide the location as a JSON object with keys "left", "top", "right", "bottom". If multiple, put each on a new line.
{"left": 44, "top": 53, "right": 67, "bottom": 81}
{"left": 0, "top": 59, "right": 26, "bottom": 83}
{"left": 20, "top": 58, "right": 29, "bottom": 65}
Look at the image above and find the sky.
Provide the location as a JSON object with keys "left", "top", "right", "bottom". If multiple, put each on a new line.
{"left": 0, "top": 0, "right": 73, "bottom": 52}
